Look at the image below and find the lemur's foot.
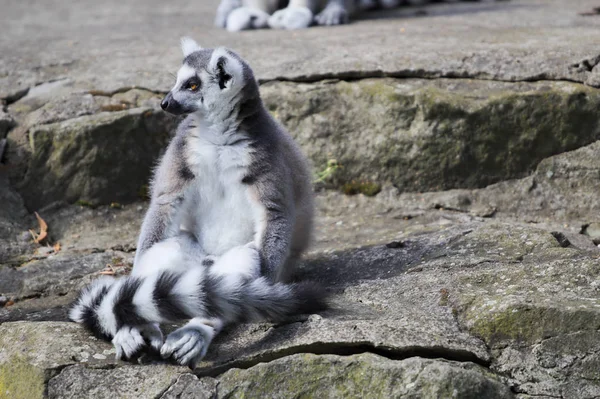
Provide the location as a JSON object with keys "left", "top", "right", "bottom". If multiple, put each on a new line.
{"left": 113, "top": 323, "right": 163, "bottom": 360}
{"left": 268, "top": 6, "right": 313, "bottom": 30}
{"left": 226, "top": 7, "right": 270, "bottom": 31}
{"left": 160, "top": 319, "right": 218, "bottom": 368}
{"left": 315, "top": 3, "right": 349, "bottom": 26}
{"left": 215, "top": 0, "right": 241, "bottom": 28}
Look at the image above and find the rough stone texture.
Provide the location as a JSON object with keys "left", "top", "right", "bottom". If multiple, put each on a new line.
{"left": 17, "top": 107, "right": 175, "bottom": 210}
{"left": 47, "top": 365, "right": 182, "bottom": 399}
{"left": 263, "top": 78, "right": 600, "bottom": 192}
{"left": 1, "top": 0, "right": 600, "bottom": 99}
{"left": 0, "top": 108, "right": 15, "bottom": 139}
{"left": 1, "top": 0, "right": 600, "bottom": 210}
{"left": 0, "top": 251, "right": 132, "bottom": 324}
{"left": 216, "top": 353, "right": 513, "bottom": 399}
{"left": 0, "top": 173, "right": 33, "bottom": 264}
{"left": 40, "top": 202, "right": 146, "bottom": 253}
{"left": 1, "top": 0, "right": 600, "bottom": 398}
{"left": 159, "top": 374, "right": 218, "bottom": 399}
{"left": 8, "top": 78, "right": 600, "bottom": 210}
{"left": 388, "top": 139, "right": 600, "bottom": 228}
{"left": 0, "top": 322, "right": 121, "bottom": 399}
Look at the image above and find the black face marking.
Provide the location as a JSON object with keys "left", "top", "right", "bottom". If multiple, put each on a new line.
{"left": 179, "top": 165, "right": 195, "bottom": 181}
{"left": 241, "top": 175, "right": 256, "bottom": 185}
{"left": 113, "top": 277, "right": 145, "bottom": 329}
{"left": 153, "top": 271, "right": 191, "bottom": 321}
{"left": 183, "top": 76, "right": 201, "bottom": 92}
{"left": 216, "top": 57, "right": 232, "bottom": 90}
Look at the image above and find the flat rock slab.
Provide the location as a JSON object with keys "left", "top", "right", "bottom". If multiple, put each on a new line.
{"left": 47, "top": 365, "right": 184, "bottom": 399}
{"left": 215, "top": 353, "right": 513, "bottom": 398}
{"left": 1, "top": 0, "right": 600, "bottom": 100}
{"left": 7, "top": 77, "right": 600, "bottom": 210}
{"left": 1, "top": 215, "right": 599, "bottom": 397}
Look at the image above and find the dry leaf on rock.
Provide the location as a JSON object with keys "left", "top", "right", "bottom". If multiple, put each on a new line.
{"left": 29, "top": 212, "right": 48, "bottom": 243}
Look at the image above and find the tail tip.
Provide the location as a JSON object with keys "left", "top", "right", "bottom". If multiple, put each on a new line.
{"left": 293, "top": 281, "right": 330, "bottom": 315}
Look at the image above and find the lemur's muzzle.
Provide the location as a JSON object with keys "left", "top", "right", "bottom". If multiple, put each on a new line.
{"left": 160, "top": 92, "right": 185, "bottom": 115}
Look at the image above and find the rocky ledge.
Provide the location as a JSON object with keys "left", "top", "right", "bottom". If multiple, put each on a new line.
{"left": 1, "top": 0, "right": 600, "bottom": 398}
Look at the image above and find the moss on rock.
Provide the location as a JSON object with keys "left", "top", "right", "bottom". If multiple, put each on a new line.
{"left": 216, "top": 353, "right": 513, "bottom": 399}
{"left": 0, "top": 356, "right": 45, "bottom": 399}
{"left": 262, "top": 78, "right": 600, "bottom": 194}
{"left": 17, "top": 108, "right": 175, "bottom": 210}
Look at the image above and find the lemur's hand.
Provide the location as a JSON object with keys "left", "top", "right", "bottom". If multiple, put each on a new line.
{"left": 113, "top": 323, "right": 163, "bottom": 360}
{"left": 160, "top": 319, "right": 220, "bottom": 368}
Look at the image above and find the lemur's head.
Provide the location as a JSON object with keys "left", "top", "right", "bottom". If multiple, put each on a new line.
{"left": 161, "top": 37, "right": 257, "bottom": 118}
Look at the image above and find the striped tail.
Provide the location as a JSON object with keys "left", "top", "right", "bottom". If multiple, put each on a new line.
{"left": 69, "top": 268, "right": 327, "bottom": 341}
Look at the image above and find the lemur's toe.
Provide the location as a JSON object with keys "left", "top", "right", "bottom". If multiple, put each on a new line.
{"left": 113, "top": 326, "right": 146, "bottom": 360}
{"left": 161, "top": 322, "right": 215, "bottom": 367}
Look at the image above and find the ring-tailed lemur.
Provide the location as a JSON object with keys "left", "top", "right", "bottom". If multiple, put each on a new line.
{"left": 70, "top": 38, "right": 326, "bottom": 368}
{"left": 215, "top": 0, "right": 498, "bottom": 31}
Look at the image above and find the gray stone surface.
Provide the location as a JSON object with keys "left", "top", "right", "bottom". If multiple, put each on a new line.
{"left": 262, "top": 78, "right": 600, "bottom": 192}
{"left": 1, "top": 0, "right": 600, "bottom": 99}
{"left": 389, "top": 139, "right": 600, "bottom": 229}
{"left": 47, "top": 365, "right": 183, "bottom": 399}
{"left": 216, "top": 353, "right": 514, "bottom": 398}
{"left": 3, "top": 202, "right": 599, "bottom": 397}
{"left": 0, "top": 173, "right": 33, "bottom": 264}
{"left": 8, "top": 77, "right": 600, "bottom": 209}
{"left": 1, "top": 1, "right": 599, "bottom": 398}
{"left": 0, "top": 108, "right": 15, "bottom": 138}
{"left": 159, "top": 374, "right": 218, "bottom": 399}
{"left": 16, "top": 107, "right": 175, "bottom": 210}
{"left": 2, "top": 1, "right": 599, "bottom": 210}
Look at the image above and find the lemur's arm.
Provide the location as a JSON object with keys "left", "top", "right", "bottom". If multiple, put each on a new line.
{"left": 251, "top": 160, "right": 296, "bottom": 282}
{"left": 133, "top": 130, "right": 193, "bottom": 268}
{"left": 258, "top": 199, "right": 294, "bottom": 282}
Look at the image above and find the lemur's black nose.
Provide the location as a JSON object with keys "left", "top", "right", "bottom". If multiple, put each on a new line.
{"left": 160, "top": 99, "right": 169, "bottom": 110}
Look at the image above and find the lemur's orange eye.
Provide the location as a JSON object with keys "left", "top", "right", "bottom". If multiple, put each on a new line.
{"left": 185, "top": 79, "right": 200, "bottom": 91}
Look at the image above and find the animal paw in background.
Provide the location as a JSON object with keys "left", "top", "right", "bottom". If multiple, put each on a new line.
{"left": 269, "top": 6, "right": 314, "bottom": 30}
{"left": 314, "top": 2, "right": 349, "bottom": 26}
{"left": 226, "top": 7, "right": 271, "bottom": 31}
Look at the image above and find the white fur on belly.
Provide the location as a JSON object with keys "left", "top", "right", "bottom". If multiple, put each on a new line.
{"left": 183, "top": 122, "right": 264, "bottom": 256}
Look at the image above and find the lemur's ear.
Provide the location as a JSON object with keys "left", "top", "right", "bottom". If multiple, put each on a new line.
{"left": 180, "top": 37, "right": 202, "bottom": 57}
{"left": 208, "top": 48, "right": 244, "bottom": 91}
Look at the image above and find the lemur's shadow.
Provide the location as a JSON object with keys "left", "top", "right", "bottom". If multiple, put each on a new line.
{"left": 197, "top": 235, "right": 441, "bottom": 371}
{"left": 351, "top": 1, "right": 528, "bottom": 23}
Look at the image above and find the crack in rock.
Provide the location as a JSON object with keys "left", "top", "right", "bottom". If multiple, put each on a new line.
{"left": 194, "top": 342, "right": 490, "bottom": 378}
